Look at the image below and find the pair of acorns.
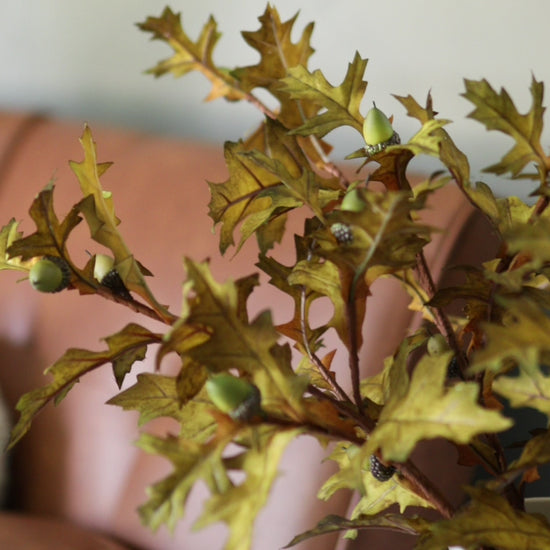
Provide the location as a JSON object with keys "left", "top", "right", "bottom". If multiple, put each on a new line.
{"left": 28, "top": 253, "right": 128, "bottom": 297}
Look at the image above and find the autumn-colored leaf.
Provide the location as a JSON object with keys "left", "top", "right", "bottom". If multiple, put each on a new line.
{"left": 209, "top": 119, "right": 338, "bottom": 254}
{"left": 9, "top": 323, "right": 160, "bottom": 448}
{"left": 6, "top": 186, "right": 82, "bottom": 264}
{"left": 416, "top": 487, "right": 550, "bottom": 550}
{"left": 137, "top": 430, "right": 234, "bottom": 533}
{"left": 181, "top": 259, "right": 307, "bottom": 418}
{"left": 471, "top": 299, "right": 550, "bottom": 374}
{"left": 194, "top": 427, "right": 301, "bottom": 550}
{"left": 138, "top": 7, "right": 245, "bottom": 102}
{"left": 108, "top": 373, "right": 185, "bottom": 426}
{"left": 492, "top": 363, "right": 550, "bottom": 416}
{"left": 285, "top": 513, "right": 428, "bottom": 548}
{"left": 462, "top": 77, "right": 547, "bottom": 178}
{"left": 366, "top": 353, "right": 512, "bottom": 462}
{"left": 509, "top": 429, "right": 550, "bottom": 472}
{"left": 234, "top": 5, "right": 314, "bottom": 98}
{"left": 0, "top": 219, "right": 28, "bottom": 272}
{"left": 280, "top": 51, "right": 367, "bottom": 138}
{"left": 394, "top": 92, "right": 471, "bottom": 186}
{"left": 70, "top": 126, "right": 171, "bottom": 320}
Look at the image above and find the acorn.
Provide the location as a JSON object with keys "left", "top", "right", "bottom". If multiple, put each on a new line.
{"left": 28, "top": 256, "right": 70, "bottom": 293}
{"left": 205, "top": 374, "right": 262, "bottom": 421}
{"left": 427, "top": 333, "right": 450, "bottom": 357}
{"left": 341, "top": 188, "right": 366, "bottom": 213}
{"left": 94, "top": 253, "right": 132, "bottom": 300}
{"left": 362, "top": 103, "right": 400, "bottom": 155}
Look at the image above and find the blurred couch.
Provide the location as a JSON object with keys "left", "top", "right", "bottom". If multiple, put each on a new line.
{"left": 0, "top": 111, "right": 494, "bottom": 549}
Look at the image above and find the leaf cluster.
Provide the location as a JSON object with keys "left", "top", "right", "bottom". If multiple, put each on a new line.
{"left": 3, "top": 5, "right": 550, "bottom": 550}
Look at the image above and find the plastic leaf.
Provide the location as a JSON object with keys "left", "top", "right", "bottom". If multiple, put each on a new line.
{"left": 209, "top": 119, "right": 338, "bottom": 254}
{"left": 6, "top": 186, "right": 81, "bottom": 262}
{"left": 509, "top": 429, "right": 550, "bottom": 472}
{"left": 70, "top": 126, "right": 170, "bottom": 319}
{"left": 137, "top": 430, "right": 234, "bottom": 533}
{"left": 0, "top": 219, "right": 28, "bottom": 271}
{"left": 107, "top": 371, "right": 209, "bottom": 429}
{"left": 182, "top": 259, "right": 306, "bottom": 417}
{"left": 9, "top": 323, "right": 160, "bottom": 448}
{"left": 352, "top": 474, "right": 434, "bottom": 518}
{"left": 471, "top": 300, "right": 550, "bottom": 373}
{"left": 492, "top": 364, "right": 550, "bottom": 416}
{"left": 462, "top": 77, "right": 546, "bottom": 178}
{"left": 138, "top": 7, "right": 245, "bottom": 102}
{"left": 281, "top": 51, "right": 367, "bottom": 138}
{"left": 366, "top": 353, "right": 512, "bottom": 462}
{"left": 235, "top": 6, "right": 314, "bottom": 97}
{"left": 416, "top": 487, "right": 550, "bottom": 550}
{"left": 394, "top": 92, "right": 471, "bottom": 186}
{"left": 194, "top": 427, "right": 300, "bottom": 550}
{"left": 285, "top": 513, "right": 428, "bottom": 548}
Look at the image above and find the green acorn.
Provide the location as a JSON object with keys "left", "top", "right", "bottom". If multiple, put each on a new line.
{"left": 94, "top": 253, "right": 132, "bottom": 300}
{"left": 29, "top": 256, "right": 70, "bottom": 293}
{"left": 362, "top": 103, "right": 400, "bottom": 155}
{"left": 341, "top": 188, "right": 366, "bottom": 213}
{"left": 205, "top": 374, "right": 262, "bottom": 421}
{"left": 427, "top": 333, "right": 450, "bottom": 357}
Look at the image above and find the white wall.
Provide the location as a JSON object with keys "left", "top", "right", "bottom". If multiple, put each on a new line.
{"left": 1, "top": 0, "right": 549, "bottom": 188}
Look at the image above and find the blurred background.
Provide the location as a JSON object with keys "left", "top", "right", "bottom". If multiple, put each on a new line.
{"left": 1, "top": 0, "right": 549, "bottom": 191}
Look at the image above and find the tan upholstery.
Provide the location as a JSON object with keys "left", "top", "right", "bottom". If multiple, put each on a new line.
{"left": 0, "top": 111, "right": 492, "bottom": 549}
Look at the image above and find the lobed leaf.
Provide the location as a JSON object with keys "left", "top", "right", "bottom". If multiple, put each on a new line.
{"left": 0, "top": 219, "right": 28, "bottom": 272}
{"left": 366, "top": 353, "right": 512, "bottom": 462}
{"left": 70, "top": 126, "right": 171, "bottom": 320}
{"left": 281, "top": 51, "right": 368, "bottom": 138}
{"left": 285, "top": 513, "right": 428, "bottom": 548}
{"left": 194, "top": 427, "right": 301, "bottom": 550}
{"left": 138, "top": 7, "right": 245, "bottom": 102}
{"left": 6, "top": 186, "right": 82, "bottom": 262}
{"left": 416, "top": 487, "right": 550, "bottom": 550}
{"left": 462, "top": 77, "right": 547, "bottom": 178}
{"left": 9, "top": 323, "right": 160, "bottom": 448}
